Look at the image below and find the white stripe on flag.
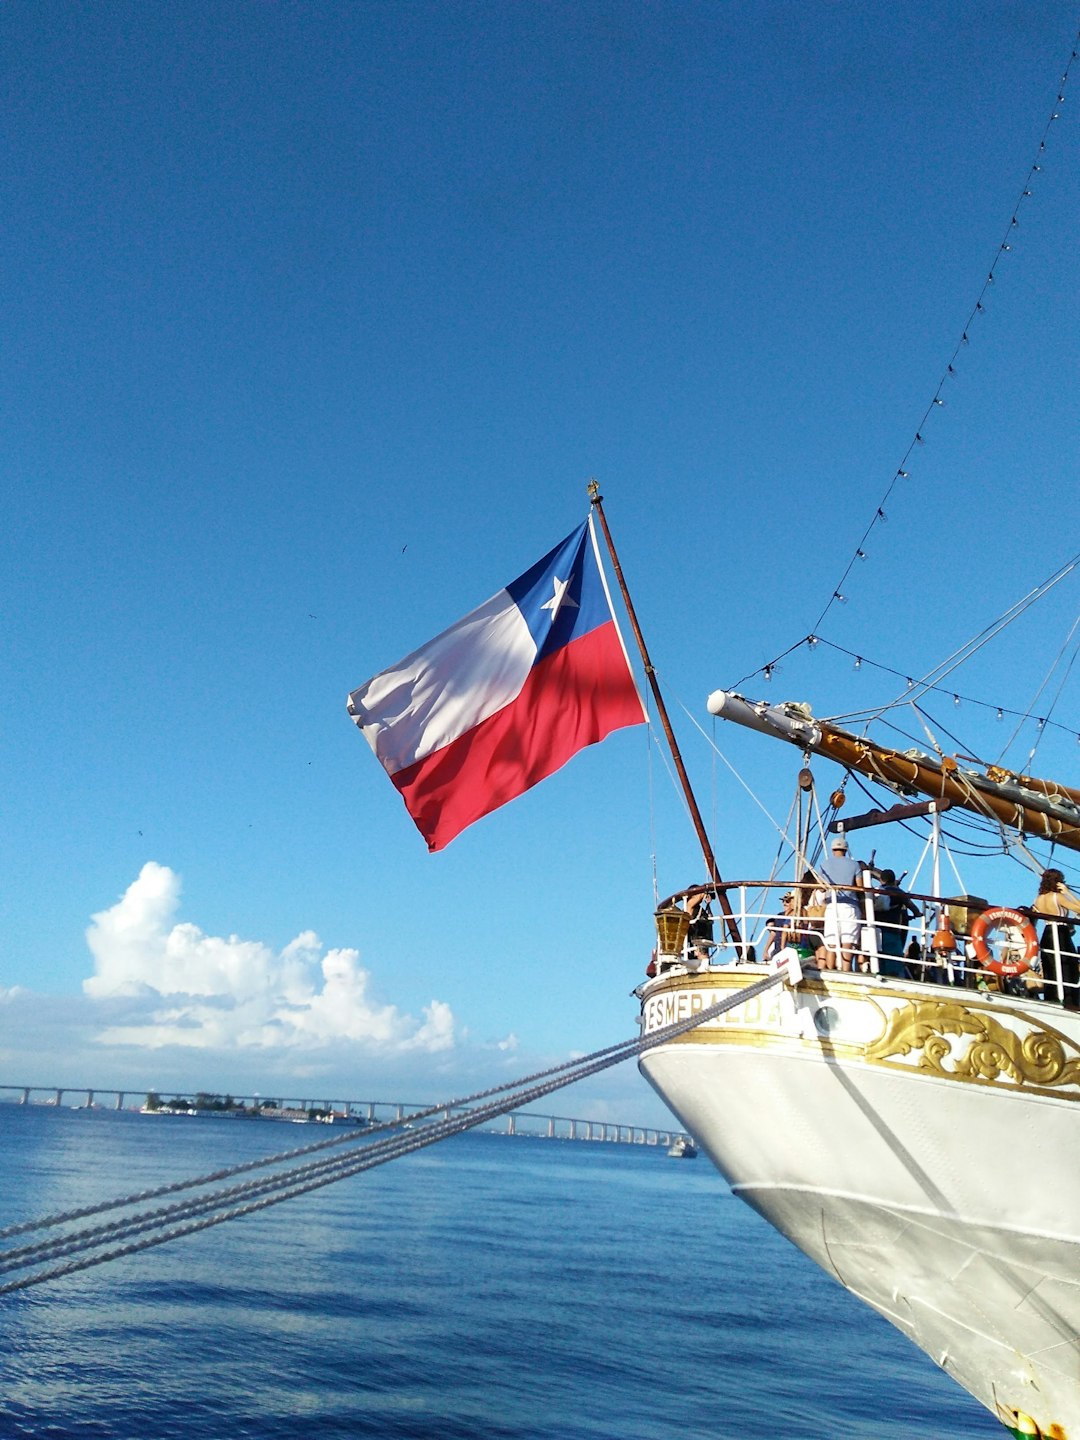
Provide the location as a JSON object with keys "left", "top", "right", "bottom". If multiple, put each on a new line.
{"left": 347, "top": 589, "right": 536, "bottom": 775}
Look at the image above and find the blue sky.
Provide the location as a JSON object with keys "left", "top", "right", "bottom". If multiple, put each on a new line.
{"left": 3, "top": 2, "right": 1078, "bottom": 1125}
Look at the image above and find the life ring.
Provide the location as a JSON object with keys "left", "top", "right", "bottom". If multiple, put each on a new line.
{"left": 969, "top": 907, "right": 1039, "bottom": 976}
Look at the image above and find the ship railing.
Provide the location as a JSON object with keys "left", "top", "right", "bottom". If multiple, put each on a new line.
{"left": 654, "top": 880, "right": 1075, "bottom": 1008}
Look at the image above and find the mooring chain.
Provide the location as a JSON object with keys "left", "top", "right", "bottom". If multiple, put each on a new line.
{"left": 0, "top": 1136, "right": 426, "bottom": 1274}
{"left": 0, "top": 1072, "right": 577, "bottom": 1276}
{"left": 0, "top": 986, "right": 744, "bottom": 1245}
{"left": 1, "top": 1040, "right": 666, "bottom": 1292}
{"left": 0, "top": 967, "right": 788, "bottom": 1295}
{"left": 0, "top": 1040, "right": 655, "bottom": 1295}
{"left": 0, "top": 1046, "right": 616, "bottom": 1243}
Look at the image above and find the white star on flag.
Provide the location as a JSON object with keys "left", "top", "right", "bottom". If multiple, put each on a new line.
{"left": 540, "top": 573, "right": 579, "bottom": 621}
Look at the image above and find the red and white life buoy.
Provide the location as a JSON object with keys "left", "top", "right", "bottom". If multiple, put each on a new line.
{"left": 969, "top": 907, "right": 1039, "bottom": 977}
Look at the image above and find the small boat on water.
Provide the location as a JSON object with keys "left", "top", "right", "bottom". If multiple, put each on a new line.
{"left": 666, "top": 1135, "right": 697, "bottom": 1159}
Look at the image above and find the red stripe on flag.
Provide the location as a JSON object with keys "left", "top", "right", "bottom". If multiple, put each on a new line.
{"left": 391, "top": 622, "right": 644, "bottom": 851}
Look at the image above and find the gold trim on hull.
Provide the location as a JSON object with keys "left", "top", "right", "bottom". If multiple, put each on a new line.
{"left": 642, "top": 970, "right": 1080, "bottom": 1102}
{"left": 866, "top": 998, "right": 1080, "bottom": 1092}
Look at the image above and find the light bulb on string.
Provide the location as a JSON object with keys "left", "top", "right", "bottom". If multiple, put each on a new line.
{"left": 763, "top": 664, "right": 773, "bottom": 683}
{"left": 954, "top": 695, "right": 961, "bottom": 707}
{"left": 853, "top": 656, "right": 862, "bottom": 671}
{"left": 997, "top": 708, "right": 1004, "bottom": 722}
{"left": 807, "top": 635, "right": 819, "bottom": 650}
{"left": 856, "top": 549, "right": 867, "bottom": 560}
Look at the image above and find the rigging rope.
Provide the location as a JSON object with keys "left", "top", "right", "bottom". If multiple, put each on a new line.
{"left": 720, "top": 552, "right": 1080, "bottom": 751}
{"left": 808, "top": 597, "right": 1080, "bottom": 743}
{"left": 730, "top": 28, "right": 1080, "bottom": 688}
{"left": 0, "top": 966, "right": 789, "bottom": 1296}
{"left": 874, "top": 555, "right": 1080, "bottom": 721}
{"left": 997, "top": 612, "right": 1080, "bottom": 767}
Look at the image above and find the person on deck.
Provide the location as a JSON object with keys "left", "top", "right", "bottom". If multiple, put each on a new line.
{"left": 685, "top": 891, "right": 714, "bottom": 964}
{"left": 872, "top": 869, "right": 921, "bottom": 979}
{"left": 762, "top": 892, "right": 823, "bottom": 965}
{"left": 817, "top": 835, "right": 864, "bottom": 972}
{"left": 1031, "top": 869, "right": 1080, "bottom": 1010}
{"left": 760, "top": 892, "right": 797, "bottom": 964}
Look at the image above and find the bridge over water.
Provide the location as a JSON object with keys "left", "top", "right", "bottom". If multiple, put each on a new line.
{"left": 0, "top": 1085, "right": 687, "bottom": 1148}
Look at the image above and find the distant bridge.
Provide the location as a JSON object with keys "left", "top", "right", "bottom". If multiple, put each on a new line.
{"left": 0, "top": 1085, "right": 688, "bottom": 1148}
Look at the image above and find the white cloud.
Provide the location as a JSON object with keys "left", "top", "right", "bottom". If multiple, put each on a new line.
{"left": 0, "top": 865, "right": 673, "bottom": 1127}
{"left": 82, "top": 862, "right": 456, "bottom": 1055}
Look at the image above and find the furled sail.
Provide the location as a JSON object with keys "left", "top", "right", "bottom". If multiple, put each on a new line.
{"left": 707, "top": 691, "right": 1080, "bottom": 852}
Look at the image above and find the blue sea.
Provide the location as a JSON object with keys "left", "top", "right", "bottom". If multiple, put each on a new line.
{"left": 0, "top": 1105, "right": 1004, "bottom": 1439}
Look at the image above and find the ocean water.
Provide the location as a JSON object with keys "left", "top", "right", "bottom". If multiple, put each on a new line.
{"left": 0, "top": 1105, "right": 1003, "bottom": 1439}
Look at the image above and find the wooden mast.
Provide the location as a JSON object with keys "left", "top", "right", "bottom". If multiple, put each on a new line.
{"left": 588, "top": 482, "right": 743, "bottom": 948}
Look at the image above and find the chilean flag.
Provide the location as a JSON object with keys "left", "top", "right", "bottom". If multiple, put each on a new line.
{"left": 347, "top": 519, "right": 646, "bottom": 851}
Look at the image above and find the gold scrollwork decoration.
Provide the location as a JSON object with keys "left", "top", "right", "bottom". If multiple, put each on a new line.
{"left": 865, "top": 1000, "right": 1080, "bottom": 1090}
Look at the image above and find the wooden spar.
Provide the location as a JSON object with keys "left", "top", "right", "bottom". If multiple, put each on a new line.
{"left": 706, "top": 690, "right": 1080, "bottom": 852}
{"left": 984, "top": 766, "right": 1080, "bottom": 810}
{"left": 832, "top": 799, "right": 953, "bottom": 834}
{"left": 814, "top": 726, "right": 1080, "bottom": 850}
{"left": 587, "top": 482, "right": 743, "bottom": 948}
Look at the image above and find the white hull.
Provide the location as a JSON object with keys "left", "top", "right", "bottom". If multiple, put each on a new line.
{"left": 639, "top": 967, "right": 1080, "bottom": 1438}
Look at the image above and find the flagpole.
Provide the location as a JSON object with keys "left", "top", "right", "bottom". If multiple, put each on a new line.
{"left": 587, "top": 481, "right": 743, "bottom": 951}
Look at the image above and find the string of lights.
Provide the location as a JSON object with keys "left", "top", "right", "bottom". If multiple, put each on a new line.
{"left": 732, "top": 27, "right": 1080, "bottom": 672}
{"left": 808, "top": 30, "right": 1080, "bottom": 635}
{"left": 740, "top": 633, "right": 1080, "bottom": 745}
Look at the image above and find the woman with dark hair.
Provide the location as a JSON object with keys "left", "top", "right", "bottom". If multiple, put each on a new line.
{"left": 872, "top": 868, "right": 921, "bottom": 978}
{"left": 1032, "top": 869, "right": 1080, "bottom": 1009}
{"left": 685, "top": 890, "right": 714, "bottom": 964}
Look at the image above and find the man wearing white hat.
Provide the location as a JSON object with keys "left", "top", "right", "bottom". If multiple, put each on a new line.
{"left": 818, "top": 833, "right": 863, "bottom": 972}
